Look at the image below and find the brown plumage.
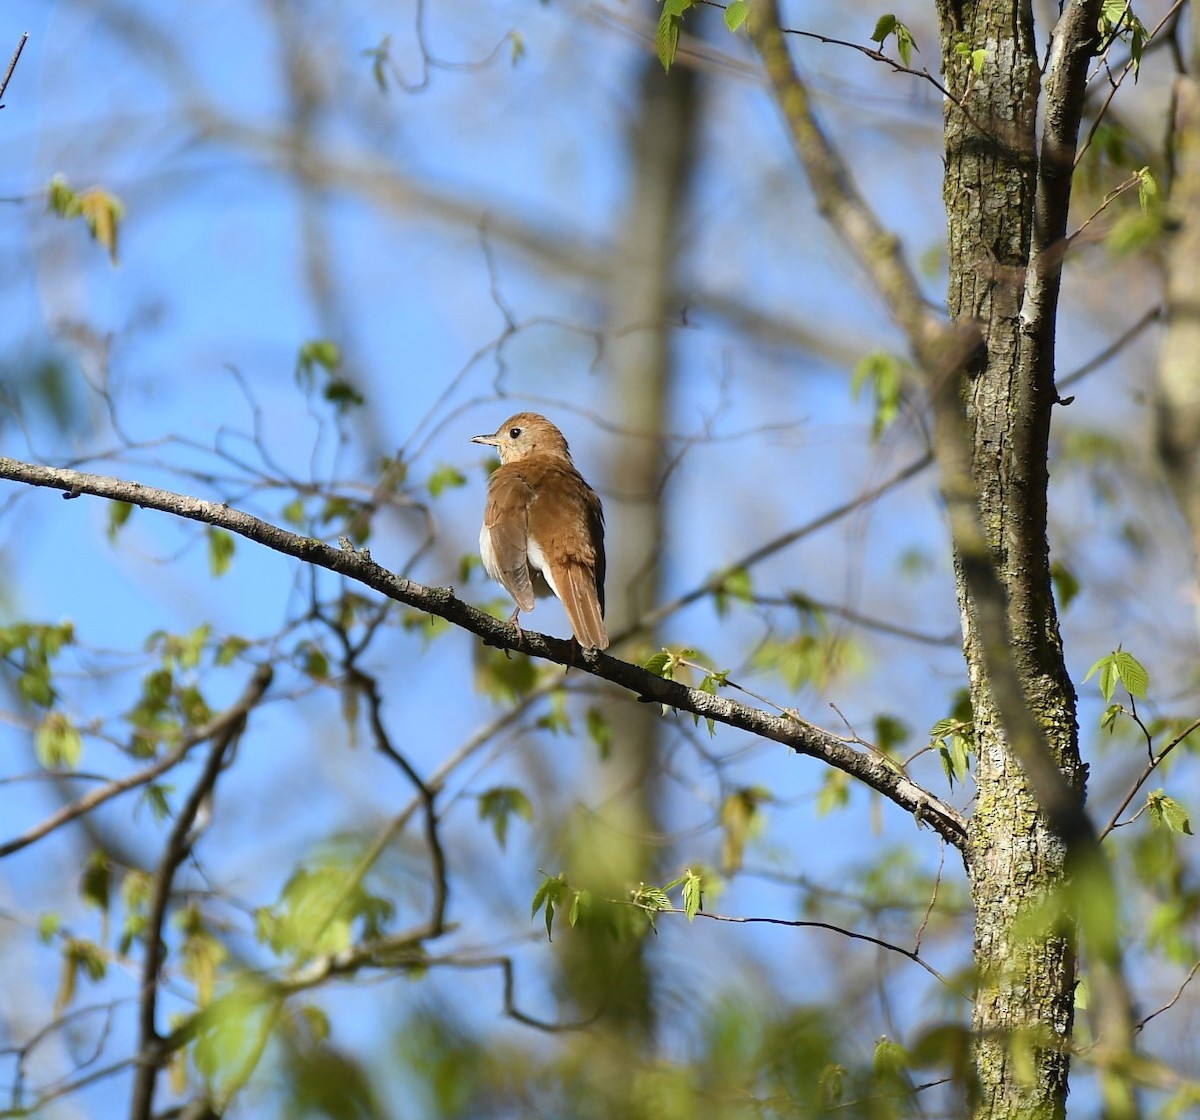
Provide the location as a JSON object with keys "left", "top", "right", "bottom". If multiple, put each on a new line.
{"left": 471, "top": 412, "right": 608, "bottom": 650}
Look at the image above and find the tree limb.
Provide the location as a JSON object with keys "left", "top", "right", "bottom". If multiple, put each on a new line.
{"left": 128, "top": 665, "right": 272, "bottom": 1120}
{"left": 0, "top": 456, "right": 967, "bottom": 849}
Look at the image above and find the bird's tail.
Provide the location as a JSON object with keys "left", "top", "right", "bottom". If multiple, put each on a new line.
{"left": 558, "top": 563, "right": 608, "bottom": 650}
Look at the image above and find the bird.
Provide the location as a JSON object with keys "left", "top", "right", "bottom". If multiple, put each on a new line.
{"left": 471, "top": 412, "right": 608, "bottom": 650}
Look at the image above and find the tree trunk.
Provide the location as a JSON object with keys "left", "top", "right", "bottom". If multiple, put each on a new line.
{"left": 936, "top": 3, "right": 1085, "bottom": 1116}
{"left": 557, "top": 53, "right": 698, "bottom": 1043}
{"left": 1157, "top": 15, "right": 1200, "bottom": 583}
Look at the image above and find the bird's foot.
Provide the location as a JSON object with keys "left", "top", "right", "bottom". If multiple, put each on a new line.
{"left": 505, "top": 609, "right": 525, "bottom": 658}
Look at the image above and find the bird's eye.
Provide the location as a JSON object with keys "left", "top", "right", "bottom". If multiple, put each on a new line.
{"left": 509, "top": 427, "right": 522, "bottom": 439}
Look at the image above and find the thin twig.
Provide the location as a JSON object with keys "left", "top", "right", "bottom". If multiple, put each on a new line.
{"left": 1135, "top": 960, "right": 1200, "bottom": 1034}
{"left": 0, "top": 33, "right": 28, "bottom": 107}
{"left": 1058, "top": 306, "right": 1161, "bottom": 391}
{"left": 1098, "top": 717, "right": 1200, "bottom": 841}
{"left": 621, "top": 452, "right": 933, "bottom": 640}
{"left": 634, "top": 903, "right": 967, "bottom": 996}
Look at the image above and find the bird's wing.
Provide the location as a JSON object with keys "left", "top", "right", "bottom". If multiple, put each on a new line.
{"left": 483, "top": 467, "right": 536, "bottom": 611}
{"left": 526, "top": 460, "right": 608, "bottom": 649}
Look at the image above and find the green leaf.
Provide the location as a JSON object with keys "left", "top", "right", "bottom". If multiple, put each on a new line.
{"left": 656, "top": 5, "right": 681, "bottom": 72}
{"left": 78, "top": 187, "right": 125, "bottom": 265}
{"left": 1136, "top": 166, "right": 1157, "bottom": 213}
{"left": 56, "top": 938, "right": 107, "bottom": 1013}
{"left": 107, "top": 500, "right": 134, "bottom": 542}
{"left": 173, "top": 624, "right": 211, "bottom": 671}
{"left": 295, "top": 640, "right": 329, "bottom": 680}
{"left": 323, "top": 378, "right": 365, "bottom": 412}
{"left": 215, "top": 635, "right": 250, "bottom": 666}
{"left": 818, "top": 1064, "right": 848, "bottom": 1106}
{"left": 1050, "top": 561, "right": 1080, "bottom": 611}
{"left": 871, "top": 15, "right": 918, "bottom": 66}
{"left": 713, "top": 566, "right": 753, "bottom": 617}
{"left": 47, "top": 174, "right": 81, "bottom": 217}
{"left": 724, "top": 0, "right": 749, "bottom": 32}
{"left": 656, "top": 17, "right": 679, "bottom": 73}
{"left": 568, "top": 888, "right": 589, "bottom": 928}
{"left": 427, "top": 463, "right": 467, "bottom": 498}
{"left": 1112, "top": 649, "right": 1148, "bottom": 698}
{"left": 933, "top": 712, "right": 973, "bottom": 789}
{"left": 35, "top": 712, "right": 83, "bottom": 770}
{"left": 531, "top": 872, "right": 569, "bottom": 941}
{"left": 681, "top": 868, "right": 703, "bottom": 920}
{"left": 261, "top": 860, "right": 394, "bottom": 963}
{"left": 281, "top": 497, "right": 307, "bottom": 527}
{"left": 643, "top": 650, "right": 673, "bottom": 677}
{"left": 296, "top": 339, "right": 341, "bottom": 387}
{"left": 208, "top": 528, "right": 235, "bottom": 578}
{"left": 851, "top": 351, "right": 905, "bottom": 438}
{"left": 48, "top": 177, "right": 124, "bottom": 264}
{"left": 21, "top": 664, "right": 55, "bottom": 708}
{"left": 192, "top": 979, "right": 278, "bottom": 1093}
{"left": 871, "top": 14, "right": 898, "bottom": 43}
{"left": 1147, "top": 790, "right": 1193, "bottom": 835}
{"left": 585, "top": 706, "right": 612, "bottom": 760}
{"left": 872, "top": 1036, "right": 912, "bottom": 1090}
{"left": 1085, "top": 648, "right": 1149, "bottom": 702}
{"left": 536, "top": 690, "right": 573, "bottom": 735}
{"left": 79, "top": 852, "right": 111, "bottom": 913}
{"left": 1106, "top": 208, "right": 1163, "bottom": 256}
{"left": 873, "top": 714, "right": 910, "bottom": 753}
{"left": 720, "top": 787, "right": 767, "bottom": 873}
{"left": 478, "top": 786, "right": 535, "bottom": 849}
{"left": 696, "top": 672, "right": 721, "bottom": 737}
{"left": 816, "top": 769, "right": 850, "bottom": 815}
{"left": 138, "top": 783, "right": 172, "bottom": 822}
{"left": 1084, "top": 653, "right": 1117, "bottom": 703}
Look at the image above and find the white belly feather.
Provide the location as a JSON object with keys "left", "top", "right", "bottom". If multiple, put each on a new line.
{"left": 525, "top": 537, "right": 559, "bottom": 599}
{"left": 479, "top": 523, "right": 502, "bottom": 584}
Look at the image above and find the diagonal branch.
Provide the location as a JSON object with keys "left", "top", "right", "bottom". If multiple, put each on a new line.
{"left": 0, "top": 456, "right": 967, "bottom": 849}
{"left": 624, "top": 451, "right": 933, "bottom": 639}
{"left": 0, "top": 32, "right": 28, "bottom": 107}
{"left": 0, "top": 666, "right": 274, "bottom": 859}
{"left": 747, "top": 0, "right": 937, "bottom": 350}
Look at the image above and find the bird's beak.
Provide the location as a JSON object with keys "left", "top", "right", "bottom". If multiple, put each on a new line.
{"left": 471, "top": 432, "right": 499, "bottom": 447}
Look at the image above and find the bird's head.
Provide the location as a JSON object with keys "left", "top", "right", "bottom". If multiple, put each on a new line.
{"left": 470, "top": 412, "right": 572, "bottom": 465}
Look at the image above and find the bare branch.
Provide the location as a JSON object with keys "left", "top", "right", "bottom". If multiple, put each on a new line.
{"left": 0, "top": 32, "right": 28, "bottom": 107}
{"left": 631, "top": 903, "right": 967, "bottom": 996}
{"left": 346, "top": 666, "right": 448, "bottom": 938}
{"left": 0, "top": 666, "right": 274, "bottom": 859}
{"left": 747, "top": 1, "right": 939, "bottom": 350}
{"left": 626, "top": 451, "right": 934, "bottom": 639}
{"left": 1135, "top": 960, "right": 1200, "bottom": 1034}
